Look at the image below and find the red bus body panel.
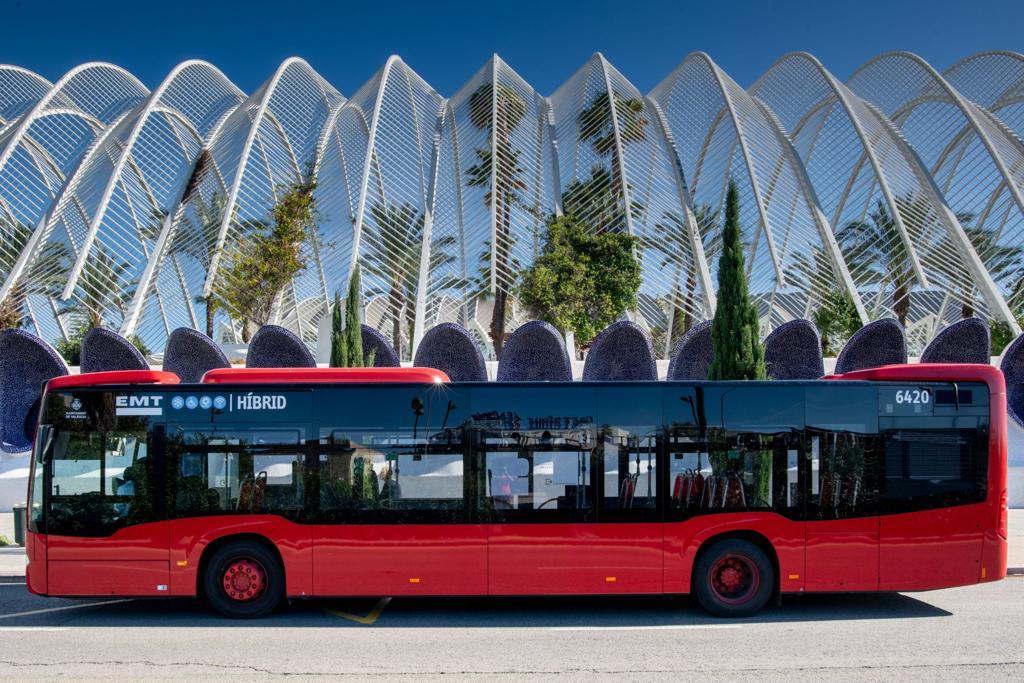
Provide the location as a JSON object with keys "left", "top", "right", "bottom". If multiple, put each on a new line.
{"left": 488, "top": 522, "right": 663, "bottom": 595}
{"left": 44, "top": 521, "right": 170, "bottom": 596}
{"left": 805, "top": 518, "right": 878, "bottom": 591}
{"left": 313, "top": 524, "right": 487, "bottom": 596}
{"left": 25, "top": 529, "right": 46, "bottom": 595}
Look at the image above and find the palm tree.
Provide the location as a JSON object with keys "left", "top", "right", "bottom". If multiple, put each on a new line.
{"left": 465, "top": 81, "right": 528, "bottom": 359}
{"left": 576, "top": 90, "right": 648, "bottom": 225}
{"left": 359, "top": 201, "right": 458, "bottom": 360}
{"left": 959, "top": 220, "right": 1023, "bottom": 318}
{"left": 60, "top": 246, "right": 132, "bottom": 330}
{"left": 561, "top": 166, "right": 629, "bottom": 234}
{"left": 650, "top": 204, "right": 720, "bottom": 349}
{"left": 838, "top": 199, "right": 918, "bottom": 327}
{"left": 0, "top": 219, "right": 69, "bottom": 329}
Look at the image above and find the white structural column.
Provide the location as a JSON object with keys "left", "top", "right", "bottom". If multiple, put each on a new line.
{"left": 202, "top": 58, "right": 304, "bottom": 298}
{"left": 700, "top": 54, "right": 787, "bottom": 287}
{"left": 348, "top": 56, "right": 397, "bottom": 281}
{"left": 755, "top": 99, "right": 868, "bottom": 323}
{"left": 411, "top": 103, "right": 446, "bottom": 354}
{"left": 597, "top": 54, "right": 636, "bottom": 237}
{"left": 646, "top": 98, "right": 716, "bottom": 316}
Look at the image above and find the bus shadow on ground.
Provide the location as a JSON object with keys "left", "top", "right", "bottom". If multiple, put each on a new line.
{"left": 0, "top": 592, "right": 951, "bottom": 628}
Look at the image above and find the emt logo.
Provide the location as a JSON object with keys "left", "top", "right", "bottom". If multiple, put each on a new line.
{"left": 115, "top": 394, "right": 164, "bottom": 416}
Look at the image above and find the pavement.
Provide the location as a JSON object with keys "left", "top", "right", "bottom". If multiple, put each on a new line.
{"left": 0, "top": 574, "right": 1023, "bottom": 679}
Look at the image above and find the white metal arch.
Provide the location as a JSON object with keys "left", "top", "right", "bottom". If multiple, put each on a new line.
{"left": 0, "top": 62, "right": 147, "bottom": 176}
{"left": 202, "top": 56, "right": 319, "bottom": 297}
{"left": 850, "top": 51, "right": 1024, "bottom": 242}
{"left": 59, "top": 61, "right": 228, "bottom": 299}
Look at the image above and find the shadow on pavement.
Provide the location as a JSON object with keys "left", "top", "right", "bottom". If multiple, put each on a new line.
{"left": 0, "top": 590, "right": 951, "bottom": 628}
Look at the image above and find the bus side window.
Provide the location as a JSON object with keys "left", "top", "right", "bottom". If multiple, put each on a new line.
{"left": 319, "top": 429, "right": 466, "bottom": 522}
{"left": 170, "top": 429, "right": 304, "bottom": 518}
{"left": 805, "top": 386, "right": 882, "bottom": 519}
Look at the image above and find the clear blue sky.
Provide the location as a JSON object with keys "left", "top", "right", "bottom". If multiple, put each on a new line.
{"left": 1, "top": 0, "right": 1021, "bottom": 95}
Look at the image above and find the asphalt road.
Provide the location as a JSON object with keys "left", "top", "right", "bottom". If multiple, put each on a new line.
{"left": 0, "top": 577, "right": 1022, "bottom": 680}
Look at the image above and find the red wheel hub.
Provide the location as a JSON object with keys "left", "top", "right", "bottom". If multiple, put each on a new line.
{"left": 709, "top": 554, "right": 760, "bottom": 605}
{"left": 222, "top": 558, "right": 267, "bottom": 602}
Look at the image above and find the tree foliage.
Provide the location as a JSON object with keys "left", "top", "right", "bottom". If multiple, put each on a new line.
{"left": 54, "top": 324, "right": 149, "bottom": 366}
{"left": 813, "top": 289, "right": 864, "bottom": 356}
{"left": 0, "top": 219, "right": 69, "bottom": 330}
{"left": 330, "top": 263, "right": 372, "bottom": 367}
{"left": 990, "top": 319, "right": 1018, "bottom": 357}
{"left": 707, "top": 180, "right": 765, "bottom": 380}
{"left": 466, "top": 81, "right": 530, "bottom": 359}
{"left": 517, "top": 214, "right": 640, "bottom": 349}
{"left": 215, "top": 175, "right": 317, "bottom": 341}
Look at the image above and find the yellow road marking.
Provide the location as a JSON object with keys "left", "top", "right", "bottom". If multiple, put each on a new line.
{"left": 324, "top": 597, "right": 391, "bottom": 625}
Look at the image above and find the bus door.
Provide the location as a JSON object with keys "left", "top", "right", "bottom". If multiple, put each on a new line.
{"left": 475, "top": 385, "right": 660, "bottom": 595}
{"left": 312, "top": 386, "right": 486, "bottom": 596}
{"left": 166, "top": 390, "right": 316, "bottom": 597}
{"left": 803, "top": 386, "right": 880, "bottom": 591}
{"left": 43, "top": 389, "right": 171, "bottom": 597}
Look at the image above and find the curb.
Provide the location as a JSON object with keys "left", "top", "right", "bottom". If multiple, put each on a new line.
{"left": 1008, "top": 566, "right": 1024, "bottom": 576}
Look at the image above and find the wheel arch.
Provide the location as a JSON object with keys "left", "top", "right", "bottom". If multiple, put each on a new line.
{"left": 691, "top": 529, "right": 781, "bottom": 599}
{"left": 195, "top": 532, "right": 285, "bottom": 600}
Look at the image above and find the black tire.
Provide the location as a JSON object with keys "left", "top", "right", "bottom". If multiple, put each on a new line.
{"left": 203, "top": 540, "right": 283, "bottom": 619}
{"left": 693, "top": 538, "right": 774, "bottom": 618}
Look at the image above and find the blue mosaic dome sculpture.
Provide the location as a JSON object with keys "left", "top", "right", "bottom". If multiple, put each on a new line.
{"left": 834, "top": 318, "right": 907, "bottom": 374}
{"left": 361, "top": 325, "right": 401, "bottom": 367}
{"left": 413, "top": 323, "right": 487, "bottom": 381}
{"left": 920, "top": 317, "right": 991, "bottom": 364}
{"left": 582, "top": 320, "right": 657, "bottom": 381}
{"left": 667, "top": 320, "right": 713, "bottom": 381}
{"left": 80, "top": 327, "right": 148, "bottom": 373}
{"left": 1000, "top": 334, "right": 1024, "bottom": 428}
{"left": 246, "top": 324, "right": 316, "bottom": 368}
{"left": 496, "top": 320, "right": 572, "bottom": 382}
{"left": 162, "top": 327, "right": 230, "bottom": 383}
{"left": 764, "top": 319, "right": 824, "bottom": 379}
{"left": 0, "top": 329, "right": 68, "bottom": 453}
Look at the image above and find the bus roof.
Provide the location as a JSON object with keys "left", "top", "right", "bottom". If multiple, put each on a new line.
{"left": 200, "top": 367, "right": 451, "bottom": 385}
{"left": 44, "top": 367, "right": 451, "bottom": 391}
{"left": 46, "top": 370, "right": 180, "bottom": 390}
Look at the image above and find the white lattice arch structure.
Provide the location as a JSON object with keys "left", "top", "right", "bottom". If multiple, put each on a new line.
{"left": 849, "top": 52, "right": 1024, "bottom": 318}
{"left": 752, "top": 52, "right": 1019, "bottom": 336}
{"left": 0, "top": 52, "right": 1021, "bottom": 355}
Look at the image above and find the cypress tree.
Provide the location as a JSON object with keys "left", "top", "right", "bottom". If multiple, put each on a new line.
{"left": 344, "top": 263, "right": 365, "bottom": 367}
{"left": 329, "top": 290, "right": 346, "bottom": 368}
{"left": 707, "top": 179, "right": 766, "bottom": 381}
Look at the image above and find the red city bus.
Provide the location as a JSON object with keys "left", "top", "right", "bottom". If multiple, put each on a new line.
{"left": 24, "top": 364, "right": 1007, "bottom": 618}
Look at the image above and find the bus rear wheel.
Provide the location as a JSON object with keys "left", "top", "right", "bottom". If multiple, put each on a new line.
{"left": 204, "top": 541, "right": 283, "bottom": 619}
{"left": 693, "top": 538, "right": 773, "bottom": 617}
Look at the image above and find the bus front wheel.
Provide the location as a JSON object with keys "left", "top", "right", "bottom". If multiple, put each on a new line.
{"left": 204, "top": 540, "right": 283, "bottom": 619}
{"left": 693, "top": 538, "right": 773, "bottom": 617}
